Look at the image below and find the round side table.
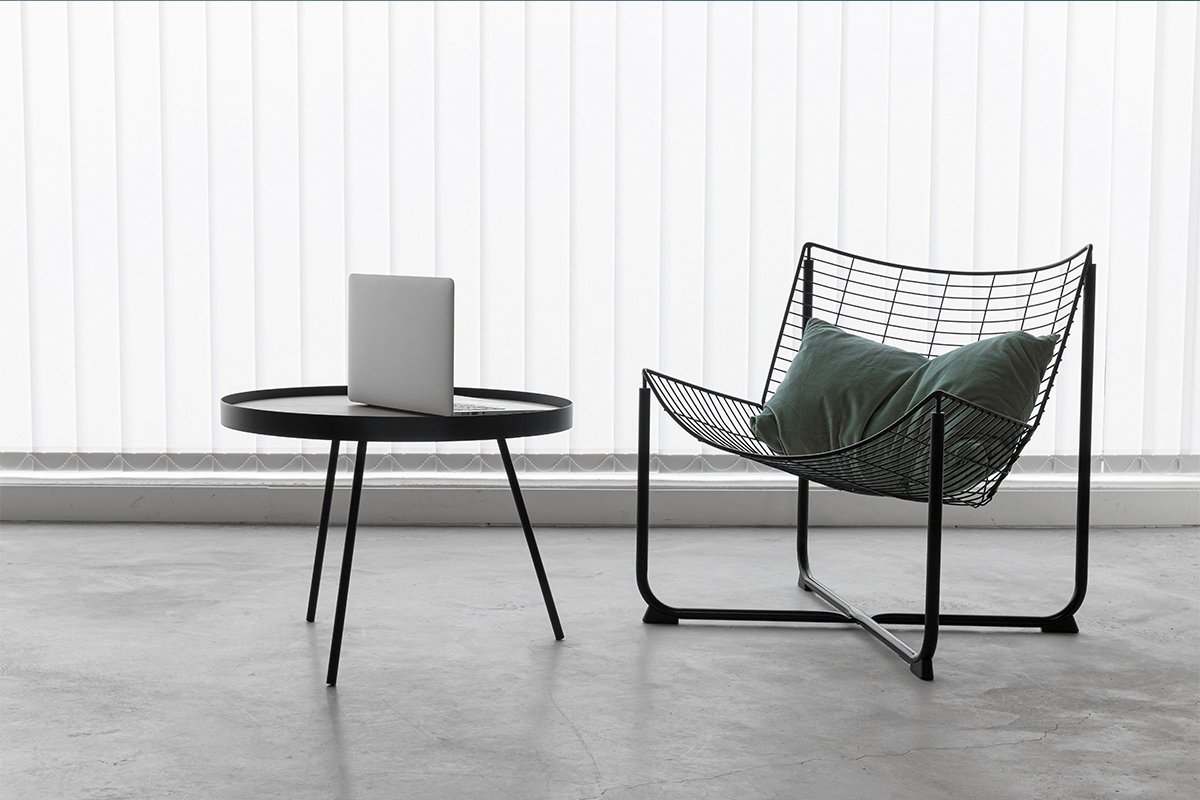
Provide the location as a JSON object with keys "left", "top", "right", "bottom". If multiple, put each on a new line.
{"left": 221, "top": 385, "right": 572, "bottom": 684}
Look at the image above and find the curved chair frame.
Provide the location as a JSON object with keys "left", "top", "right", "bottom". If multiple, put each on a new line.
{"left": 636, "top": 243, "right": 1095, "bottom": 680}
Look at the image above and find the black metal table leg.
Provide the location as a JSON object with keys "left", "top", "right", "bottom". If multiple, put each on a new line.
{"left": 307, "top": 439, "right": 341, "bottom": 622}
{"left": 497, "top": 438, "right": 564, "bottom": 640}
{"left": 327, "top": 440, "right": 368, "bottom": 686}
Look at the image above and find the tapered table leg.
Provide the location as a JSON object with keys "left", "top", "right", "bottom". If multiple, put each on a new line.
{"left": 307, "top": 439, "right": 341, "bottom": 622}
{"left": 326, "top": 440, "right": 368, "bottom": 686}
{"left": 497, "top": 439, "right": 564, "bottom": 640}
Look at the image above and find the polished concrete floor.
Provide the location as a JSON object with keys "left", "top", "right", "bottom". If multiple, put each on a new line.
{"left": 2, "top": 522, "right": 1196, "bottom": 799}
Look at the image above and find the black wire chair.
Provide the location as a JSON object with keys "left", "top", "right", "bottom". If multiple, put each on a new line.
{"left": 636, "top": 242, "right": 1095, "bottom": 680}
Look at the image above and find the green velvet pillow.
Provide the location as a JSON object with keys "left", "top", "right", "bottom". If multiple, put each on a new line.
{"left": 750, "top": 319, "right": 1058, "bottom": 464}
{"left": 862, "top": 330, "right": 1058, "bottom": 438}
{"left": 861, "top": 329, "right": 1058, "bottom": 494}
{"left": 750, "top": 318, "right": 927, "bottom": 456}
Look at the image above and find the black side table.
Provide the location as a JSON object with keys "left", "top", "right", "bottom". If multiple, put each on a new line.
{"left": 220, "top": 385, "right": 572, "bottom": 684}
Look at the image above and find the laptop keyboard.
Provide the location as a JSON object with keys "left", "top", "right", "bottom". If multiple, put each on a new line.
{"left": 453, "top": 401, "right": 501, "bottom": 415}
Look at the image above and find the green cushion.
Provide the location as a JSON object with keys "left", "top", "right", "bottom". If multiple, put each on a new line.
{"left": 750, "top": 318, "right": 927, "bottom": 456}
{"left": 750, "top": 319, "right": 1058, "bottom": 469}
{"left": 862, "top": 330, "right": 1057, "bottom": 438}
{"left": 863, "top": 330, "right": 1057, "bottom": 494}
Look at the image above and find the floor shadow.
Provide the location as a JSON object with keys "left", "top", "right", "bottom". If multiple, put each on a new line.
{"left": 307, "top": 624, "right": 355, "bottom": 800}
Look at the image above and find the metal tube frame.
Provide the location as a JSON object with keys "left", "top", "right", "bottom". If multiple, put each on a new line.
{"left": 498, "top": 438, "right": 564, "bottom": 641}
{"left": 306, "top": 438, "right": 342, "bottom": 622}
{"left": 310, "top": 438, "right": 565, "bottom": 686}
{"left": 635, "top": 260, "right": 1096, "bottom": 681}
{"left": 326, "top": 440, "right": 368, "bottom": 686}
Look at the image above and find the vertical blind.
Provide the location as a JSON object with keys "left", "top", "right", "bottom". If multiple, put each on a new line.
{"left": 1, "top": 1, "right": 1197, "bottom": 464}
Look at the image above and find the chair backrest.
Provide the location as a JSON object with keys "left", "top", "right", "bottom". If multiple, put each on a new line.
{"left": 763, "top": 243, "right": 1094, "bottom": 438}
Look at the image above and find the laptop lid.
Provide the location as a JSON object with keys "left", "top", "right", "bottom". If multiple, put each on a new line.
{"left": 347, "top": 274, "right": 455, "bottom": 416}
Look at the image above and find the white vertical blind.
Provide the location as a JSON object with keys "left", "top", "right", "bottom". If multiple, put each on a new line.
{"left": 748, "top": 1, "right": 798, "bottom": 404}
{"left": 568, "top": 0, "right": 616, "bottom": 455}
{"left": 68, "top": 2, "right": 123, "bottom": 453}
{"left": 657, "top": 0, "right": 706, "bottom": 455}
{"left": 839, "top": 1, "right": 890, "bottom": 258}
{"left": 1148, "top": 1, "right": 1198, "bottom": 456}
{"left": 703, "top": 0, "right": 752, "bottom": 406}
{"left": 25, "top": 1, "right": 78, "bottom": 453}
{"left": 434, "top": 0, "right": 482, "bottom": 457}
{"left": 795, "top": 2, "right": 842, "bottom": 253}
{"left": 614, "top": 1, "right": 662, "bottom": 454}
{"left": 479, "top": 0, "right": 525, "bottom": 454}
{"left": 251, "top": 0, "right": 302, "bottom": 401}
{"left": 884, "top": 1, "right": 934, "bottom": 269}
{"left": 115, "top": 2, "right": 170, "bottom": 452}
{"left": 1017, "top": 0, "right": 1069, "bottom": 453}
{"left": 162, "top": 1, "right": 213, "bottom": 454}
{"left": 525, "top": 0, "right": 572, "bottom": 455}
{"left": 297, "top": 0, "right": 345, "bottom": 393}
{"left": 2, "top": 0, "right": 1198, "bottom": 464}
{"left": 0, "top": 2, "right": 32, "bottom": 454}
{"left": 207, "top": 0, "right": 257, "bottom": 453}
{"left": 389, "top": 0, "right": 433, "bottom": 460}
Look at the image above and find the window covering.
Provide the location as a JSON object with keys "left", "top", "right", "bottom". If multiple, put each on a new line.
{"left": 1, "top": 1, "right": 1197, "bottom": 465}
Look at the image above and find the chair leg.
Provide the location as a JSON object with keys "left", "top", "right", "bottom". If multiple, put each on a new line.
{"left": 797, "top": 478, "right": 812, "bottom": 591}
{"left": 1039, "top": 264, "right": 1093, "bottom": 636}
{"left": 909, "top": 411, "right": 944, "bottom": 681}
{"left": 636, "top": 385, "right": 848, "bottom": 629}
{"left": 637, "top": 387, "right": 679, "bottom": 625}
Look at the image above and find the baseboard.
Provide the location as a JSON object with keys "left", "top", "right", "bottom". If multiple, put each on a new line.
{"left": 2, "top": 473, "right": 1195, "bottom": 527}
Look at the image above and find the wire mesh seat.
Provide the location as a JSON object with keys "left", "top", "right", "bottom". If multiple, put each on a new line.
{"left": 636, "top": 242, "right": 1096, "bottom": 681}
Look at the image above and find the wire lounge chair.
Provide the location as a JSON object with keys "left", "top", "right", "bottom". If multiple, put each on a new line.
{"left": 636, "top": 242, "right": 1095, "bottom": 680}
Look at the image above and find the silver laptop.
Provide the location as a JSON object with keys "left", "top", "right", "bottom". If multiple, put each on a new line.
{"left": 347, "top": 274, "right": 501, "bottom": 416}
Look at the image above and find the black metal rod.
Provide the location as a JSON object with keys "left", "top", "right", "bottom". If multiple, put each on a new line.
{"left": 802, "top": 574, "right": 917, "bottom": 659}
{"left": 875, "top": 612, "right": 1072, "bottom": 628}
{"left": 635, "top": 386, "right": 656, "bottom": 608}
{"left": 326, "top": 440, "right": 367, "bottom": 686}
{"left": 644, "top": 605, "right": 854, "bottom": 624}
{"left": 802, "top": 255, "right": 814, "bottom": 322}
{"left": 911, "top": 410, "right": 945, "bottom": 679}
{"left": 1070, "top": 260, "right": 1096, "bottom": 609}
{"left": 497, "top": 438, "right": 564, "bottom": 641}
{"left": 797, "top": 478, "right": 812, "bottom": 589}
{"left": 307, "top": 439, "right": 341, "bottom": 623}
{"left": 1034, "top": 256, "right": 1095, "bottom": 632}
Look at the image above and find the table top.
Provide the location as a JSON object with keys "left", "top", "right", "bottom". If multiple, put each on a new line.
{"left": 221, "top": 386, "right": 572, "bottom": 443}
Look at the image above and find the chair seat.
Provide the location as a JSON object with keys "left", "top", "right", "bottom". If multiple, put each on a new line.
{"left": 644, "top": 369, "right": 1031, "bottom": 507}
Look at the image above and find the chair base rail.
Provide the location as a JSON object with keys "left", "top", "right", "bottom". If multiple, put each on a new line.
{"left": 640, "top": 592, "right": 1080, "bottom": 684}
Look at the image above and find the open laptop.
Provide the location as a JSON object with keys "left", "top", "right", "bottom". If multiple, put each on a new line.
{"left": 347, "top": 274, "right": 503, "bottom": 416}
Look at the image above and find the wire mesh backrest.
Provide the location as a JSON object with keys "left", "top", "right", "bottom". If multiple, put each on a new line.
{"left": 764, "top": 243, "right": 1093, "bottom": 431}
